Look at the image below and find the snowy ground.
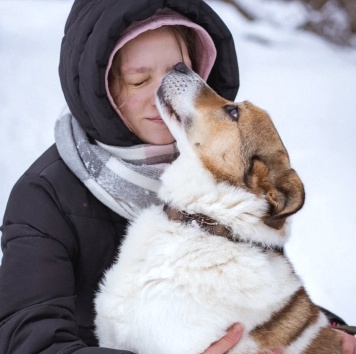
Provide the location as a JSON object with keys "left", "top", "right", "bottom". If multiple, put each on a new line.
{"left": 1, "top": 0, "right": 355, "bottom": 324}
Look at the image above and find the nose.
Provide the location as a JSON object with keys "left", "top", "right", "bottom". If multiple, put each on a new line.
{"left": 173, "top": 62, "right": 190, "bottom": 74}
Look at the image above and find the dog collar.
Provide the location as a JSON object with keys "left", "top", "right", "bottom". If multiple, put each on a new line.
{"left": 163, "top": 204, "right": 284, "bottom": 255}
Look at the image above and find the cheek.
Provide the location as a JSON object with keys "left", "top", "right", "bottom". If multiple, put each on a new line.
{"left": 121, "top": 92, "right": 143, "bottom": 116}
{"left": 126, "top": 89, "right": 151, "bottom": 108}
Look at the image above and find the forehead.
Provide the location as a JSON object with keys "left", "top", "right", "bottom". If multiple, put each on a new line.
{"left": 120, "top": 27, "right": 189, "bottom": 66}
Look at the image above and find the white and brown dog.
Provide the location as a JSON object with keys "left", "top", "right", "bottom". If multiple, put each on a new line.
{"left": 94, "top": 63, "right": 343, "bottom": 354}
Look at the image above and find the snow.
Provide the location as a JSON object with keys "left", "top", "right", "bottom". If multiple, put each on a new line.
{"left": 1, "top": 0, "right": 356, "bottom": 324}
{"left": 238, "top": 0, "right": 309, "bottom": 28}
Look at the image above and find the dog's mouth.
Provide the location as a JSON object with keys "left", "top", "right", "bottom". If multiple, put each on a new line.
{"left": 166, "top": 103, "right": 182, "bottom": 123}
{"left": 156, "top": 88, "right": 182, "bottom": 123}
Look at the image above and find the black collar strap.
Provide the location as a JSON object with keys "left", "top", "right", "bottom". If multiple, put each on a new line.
{"left": 163, "top": 204, "right": 284, "bottom": 255}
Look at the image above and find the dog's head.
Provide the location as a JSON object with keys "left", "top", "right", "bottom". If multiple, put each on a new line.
{"left": 156, "top": 63, "right": 305, "bottom": 230}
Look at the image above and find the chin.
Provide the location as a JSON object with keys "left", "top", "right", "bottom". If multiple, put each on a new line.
{"left": 143, "top": 132, "right": 175, "bottom": 145}
{"left": 151, "top": 137, "right": 175, "bottom": 145}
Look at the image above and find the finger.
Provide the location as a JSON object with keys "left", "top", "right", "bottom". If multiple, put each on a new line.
{"left": 203, "top": 323, "right": 243, "bottom": 354}
{"left": 337, "top": 330, "right": 356, "bottom": 354}
{"left": 342, "top": 338, "right": 356, "bottom": 354}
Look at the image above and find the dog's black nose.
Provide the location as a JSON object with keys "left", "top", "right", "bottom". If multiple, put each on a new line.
{"left": 173, "top": 62, "right": 190, "bottom": 74}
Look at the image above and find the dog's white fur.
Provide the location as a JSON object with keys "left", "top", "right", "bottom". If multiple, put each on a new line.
{"left": 94, "top": 66, "right": 332, "bottom": 354}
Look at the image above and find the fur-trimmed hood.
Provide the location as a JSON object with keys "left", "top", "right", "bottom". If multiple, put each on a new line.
{"left": 59, "top": 0, "right": 239, "bottom": 146}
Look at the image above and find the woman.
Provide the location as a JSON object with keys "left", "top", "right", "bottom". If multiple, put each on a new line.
{"left": 0, "top": 1, "right": 354, "bottom": 353}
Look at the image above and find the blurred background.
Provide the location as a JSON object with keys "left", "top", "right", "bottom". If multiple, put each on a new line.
{"left": 224, "top": 0, "right": 356, "bottom": 46}
{"left": 1, "top": 0, "right": 355, "bottom": 323}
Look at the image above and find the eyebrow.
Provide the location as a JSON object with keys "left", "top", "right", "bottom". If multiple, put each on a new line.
{"left": 122, "top": 66, "right": 151, "bottom": 75}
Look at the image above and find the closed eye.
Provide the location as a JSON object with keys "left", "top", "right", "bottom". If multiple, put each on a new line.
{"left": 224, "top": 104, "right": 239, "bottom": 122}
{"left": 131, "top": 81, "right": 146, "bottom": 87}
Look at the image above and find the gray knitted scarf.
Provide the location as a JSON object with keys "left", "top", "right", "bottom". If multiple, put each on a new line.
{"left": 55, "top": 113, "right": 178, "bottom": 220}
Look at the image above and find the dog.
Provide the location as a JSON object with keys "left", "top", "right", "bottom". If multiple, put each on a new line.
{"left": 94, "top": 62, "right": 344, "bottom": 354}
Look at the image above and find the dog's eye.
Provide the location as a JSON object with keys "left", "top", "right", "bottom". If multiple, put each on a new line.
{"left": 225, "top": 105, "right": 239, "bottom": 122}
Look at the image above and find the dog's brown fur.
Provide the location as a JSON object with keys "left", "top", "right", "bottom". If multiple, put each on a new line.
{"left": 251, "top": 289, "right": 320, "bottom": 348}
{"left": 304, "top": 328, "right": 344, "bottom": 354}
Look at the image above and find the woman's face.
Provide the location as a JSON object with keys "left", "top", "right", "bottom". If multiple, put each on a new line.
{"left": 110, "top": 27, "right": 192, "bottom": 145}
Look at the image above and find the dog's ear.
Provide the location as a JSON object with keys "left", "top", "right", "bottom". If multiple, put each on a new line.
{"left": 247, "top": 159, "right": 305, "bottom": 230}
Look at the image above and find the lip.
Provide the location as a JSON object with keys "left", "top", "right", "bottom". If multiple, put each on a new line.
{"left": 146, "top": 116, "right": 165, "bottom": 124}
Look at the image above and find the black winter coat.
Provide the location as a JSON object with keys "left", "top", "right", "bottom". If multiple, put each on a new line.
{"left": 0, "top": 0, "right": 239, "bottom": 353}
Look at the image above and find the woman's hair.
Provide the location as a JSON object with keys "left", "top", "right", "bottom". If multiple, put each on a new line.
{"left": 108, "top": 25, "right": 197, "bottom": 101}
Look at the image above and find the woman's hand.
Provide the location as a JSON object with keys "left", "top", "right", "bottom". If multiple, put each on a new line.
{"left": 202, "top": 323, "right": 243, "bottom": 354}
{"left": 202, "top": 323, "right": 284, "bottom": 354}
{"left": 337, "top": 330, "right": 356, "bottom": 354}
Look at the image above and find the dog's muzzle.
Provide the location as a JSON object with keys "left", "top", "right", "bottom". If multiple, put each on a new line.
{"left": 156, "top": 62, "right": 204, "bottom": 124}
